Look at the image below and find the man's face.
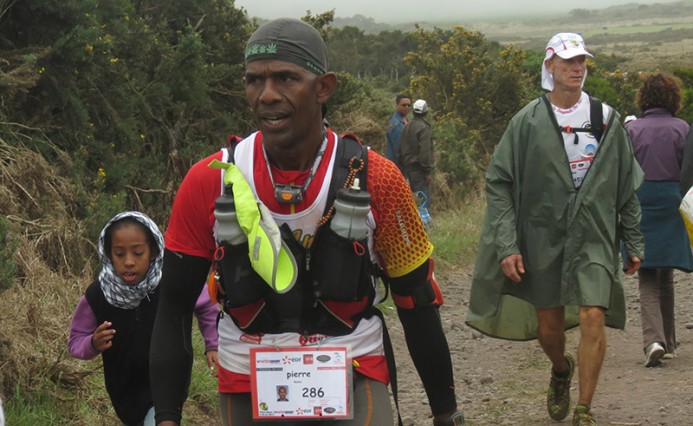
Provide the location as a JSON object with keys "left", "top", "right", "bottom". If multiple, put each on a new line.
{"left": 547, "top": 55, "right": 587, "bottom": 92}
{"left": 244, "top": 59, "right": 323, "bottom": 150}
{"left": 396, "top": 98, "right": 411, "bottom": 117}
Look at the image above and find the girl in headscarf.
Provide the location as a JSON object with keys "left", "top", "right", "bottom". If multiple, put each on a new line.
{"left": 68, "top": 211, "right": 219, "bottom": 425}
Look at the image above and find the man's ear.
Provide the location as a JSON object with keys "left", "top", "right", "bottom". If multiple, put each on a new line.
{"left": 544, "top": 57, "right": 554, "bottom": 74}
{"left": 316, "top": 72, "right": 337, "bottom": 104}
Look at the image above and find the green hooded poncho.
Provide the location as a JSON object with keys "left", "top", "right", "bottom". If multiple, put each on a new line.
{"left": 466, "top": 95, "right": 645, "bottom": 340}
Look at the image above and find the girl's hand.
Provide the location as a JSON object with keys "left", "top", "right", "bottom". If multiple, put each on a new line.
{"left": 91, "top": 321, "right": 115, "bottom": 352}
{"left": 206, "top": 350, "right": 219, "bottom": 377}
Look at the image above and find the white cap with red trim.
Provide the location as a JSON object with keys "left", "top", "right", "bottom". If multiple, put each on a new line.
{"left": 542, "top": 33, "right": 594, "bottom": 91}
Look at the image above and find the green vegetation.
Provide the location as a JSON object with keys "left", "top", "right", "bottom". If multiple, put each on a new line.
{"left": 0, "top": 216, "right": 17, "bottom": 293}
{"left": 427, "top": 195, "right": 486, "bottom": 269}
{"left": 4, "top": 328, "right": 217, "bottom": 424}
{"left": 2, "top": 0, "right": 693, "bottom": 422}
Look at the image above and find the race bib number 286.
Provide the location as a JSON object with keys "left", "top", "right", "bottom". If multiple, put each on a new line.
{"left": 250, "top": 347, "right": 352, "bottom": 420}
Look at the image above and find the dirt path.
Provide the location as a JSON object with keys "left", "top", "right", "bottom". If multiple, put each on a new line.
{"left": 387, "top": 267, "right": 693, "bottom": 425}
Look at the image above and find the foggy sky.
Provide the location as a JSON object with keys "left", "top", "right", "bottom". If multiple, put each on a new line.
{"left": 234, "top": 0, "right": 663, "bottom": 23}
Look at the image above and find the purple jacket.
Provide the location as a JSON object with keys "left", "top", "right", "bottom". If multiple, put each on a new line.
{"left": 626, "top": 107, "right": 689, "bottom": 181}
{"left": 68, "top": 284, "right": 219, "bottom": 360}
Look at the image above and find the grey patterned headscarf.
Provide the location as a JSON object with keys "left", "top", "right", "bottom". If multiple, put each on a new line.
{"left": 98, "top": 211, "right": 164, "bottom": 310}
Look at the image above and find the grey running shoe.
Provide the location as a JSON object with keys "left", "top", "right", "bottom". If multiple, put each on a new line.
{"left": 547, "top": 352, "right": 575, "bottom": 420}
{"left": 645, "top": 342, "right": 665, "bottom": 367}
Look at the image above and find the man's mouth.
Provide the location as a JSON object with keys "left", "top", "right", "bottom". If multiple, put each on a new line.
{"left": 260, "top": 112, "right": 290, "bottom": 127}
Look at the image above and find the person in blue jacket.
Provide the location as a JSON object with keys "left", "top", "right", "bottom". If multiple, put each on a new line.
{"left": 386, "top": 93, "right": 411, "bottom": 171}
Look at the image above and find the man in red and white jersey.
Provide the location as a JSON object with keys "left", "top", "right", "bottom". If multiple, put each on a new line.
{"left": 150, "top": 18, "right": 462, "bottom": 426}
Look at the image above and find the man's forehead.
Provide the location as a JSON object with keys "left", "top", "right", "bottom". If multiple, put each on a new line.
{"left": 245, "top": 59, "right": 313, "bottom": 75}
{"left": 553, "top": 54, "right": 587, "bottom": 62}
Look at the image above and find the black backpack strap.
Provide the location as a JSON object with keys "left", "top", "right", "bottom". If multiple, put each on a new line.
{"left": 227, "top": 134, "right": 243, "bottom": 149}
{"left": 588, "top": 96, "right": 604, "bottom": 143}
{"left": 322, "top": 133, "right": 369, "bottom": 217}
{"left": 222, "top": 137, "right": 238, "bottom": 164}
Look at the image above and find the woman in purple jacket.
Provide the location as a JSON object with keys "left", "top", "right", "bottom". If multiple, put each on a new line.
{"left": 626, "top": 73, "right": 693, "bottom": 367}
{"left": 68, "top": 211, "right": 219, "bottom": 425}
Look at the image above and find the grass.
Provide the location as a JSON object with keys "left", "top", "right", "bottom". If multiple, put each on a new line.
{"left": 584, "top": 22, "right": 693, "bottom": 36}
{"left": 5, "top": 370, "right": 115, "bottom": 425}
{"left": 3, "top": 326, "right": 219, "bottom": 425}
{"left": 428, "top": 193, "right": 485, "bottom": 270}
{"left": 184, "top": 331, "right": 221, "bottom": 422}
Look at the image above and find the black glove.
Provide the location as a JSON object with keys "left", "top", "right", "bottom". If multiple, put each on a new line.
{"left": 433, "top": 411, "right": 465, "bottom": 426}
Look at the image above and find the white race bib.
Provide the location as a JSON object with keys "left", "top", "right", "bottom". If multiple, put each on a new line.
{"left": 250, "top": 347, "right": 352, "bottom": 420}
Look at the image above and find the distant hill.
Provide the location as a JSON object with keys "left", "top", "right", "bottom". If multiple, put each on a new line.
{"left": 333, "top": 1, "right": 693, "bottom": 33}
{"left": 331, "top": 1, "right": 693, "bottom": 70}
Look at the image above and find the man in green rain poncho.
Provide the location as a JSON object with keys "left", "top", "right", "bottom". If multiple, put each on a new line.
{"left": 466, "top": 33, "right": 644, "bottom": 426}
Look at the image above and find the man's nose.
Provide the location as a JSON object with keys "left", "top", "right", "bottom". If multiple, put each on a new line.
{"left": 258, "top": 79, "right": 282, "bottom": 104}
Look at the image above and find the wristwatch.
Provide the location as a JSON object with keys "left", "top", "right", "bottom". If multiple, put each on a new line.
{"left": 433, "top": 411, "right": 465, "bottom": 426}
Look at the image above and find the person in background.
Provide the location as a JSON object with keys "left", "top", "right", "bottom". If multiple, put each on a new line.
{"left": 386, "top": 94, "right": 411, "bottom": 171}
{"left": 68, "top": 211, "right": 219, "bottom": 426}
{"left": 625, "top": 72, "right": 693, "bottom": 366}
{"left": 149, "top": 18, "right": 462, "bottom": 426}
{"left": 466, "top": 32, "right": 644, "bottom": 426}
{"left": 399, "top": 98, "right": 434, "bottom": 204}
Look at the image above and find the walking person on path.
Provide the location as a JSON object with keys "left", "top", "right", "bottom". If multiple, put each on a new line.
{"left": 466, "top": 32, "right": 644, "bottom": 426}
{"left": 624, "top": 72, "right": 693, "bottom": 366}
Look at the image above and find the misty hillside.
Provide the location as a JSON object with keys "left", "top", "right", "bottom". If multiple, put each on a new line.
{"left": 331, "top": 0, "right": 693, "bottom": 37}
{"left": 329, "top": 0, "right": 693, "bottom": 70}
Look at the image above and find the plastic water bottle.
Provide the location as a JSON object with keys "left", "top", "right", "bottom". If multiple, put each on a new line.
{"left": 214, "top": 184, "right": 246, "bottom": 245}
{"left": 331, "top": 178, "right": 371, "bottom": 240}
{"left": 416, "top": 191, "right": 433, "bottom": 228}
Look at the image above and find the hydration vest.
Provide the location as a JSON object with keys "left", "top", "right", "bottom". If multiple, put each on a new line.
{"left": 211, "top": 134, "right": 379, "bottom": 336}
{"left": 543, "top": 94, "right": 605, "bottom": 144}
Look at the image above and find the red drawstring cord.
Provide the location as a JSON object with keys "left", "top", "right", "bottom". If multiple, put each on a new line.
{"left": 352, "top": 241, "right": 366, "bottom": 256}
